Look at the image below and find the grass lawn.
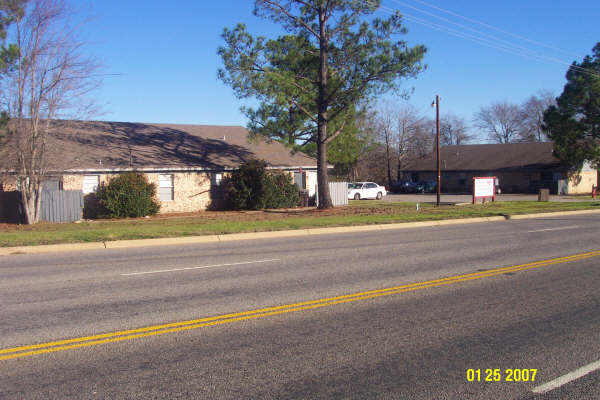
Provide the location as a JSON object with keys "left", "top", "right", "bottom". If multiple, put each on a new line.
{"left": 1, "top": 200, "right": 599, "bottom": 247}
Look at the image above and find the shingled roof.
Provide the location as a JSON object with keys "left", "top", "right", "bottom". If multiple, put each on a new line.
{"left": 41, "top": 121, "right": 316, "bottom": 171}
{"left": 403, "top": 142, "right": 563, "bottom": 172}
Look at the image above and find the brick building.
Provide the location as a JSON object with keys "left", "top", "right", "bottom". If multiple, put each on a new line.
{"left": 400, "top": 142, "right": 598, "bottom": 194}
{"left": 1, "top": 121, "right": 318, "bottom": 213}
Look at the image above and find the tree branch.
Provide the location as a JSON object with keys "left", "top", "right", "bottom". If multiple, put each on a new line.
{"left": 324, "top": 118, "right": 347, "bottom": 144}
{"left": 289, "top": 97, "right": 317, "bottom": 123}
{"left": 259, "top": 0, "right": 320, "bottom": 39}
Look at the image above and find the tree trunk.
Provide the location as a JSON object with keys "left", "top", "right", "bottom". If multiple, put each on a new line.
{"left": 397, "top": 121, "right": 405, "bottom": 182}
{"left": 35, "top": 188, "right": 42, "bottom": 223}
{"left": 385, "top": 130, "right": 392, "bottom": 188}
{"left": 21, "top": 182, "right": 42, "bottom": 224}
{"left": 316, "top": 5, "right": 332, "bottom": 209}
{"left": 288, "top": 102, "right": 294, "bottom": 146}
{"left": 22, "top": 191, "right": 35, "bottom": 225}
{"left": 317, "top": 126, "right": 331, "bottom": 208}
{"left": 397, "top": 156, "right": 403, "bottom": 182}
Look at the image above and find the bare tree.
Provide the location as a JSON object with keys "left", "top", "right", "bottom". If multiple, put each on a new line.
{"left": 474, "top": 101, "right": 524, "bottom": 143}
{"left": 440, "top": 113, "right": 472, "bottom": 145}
{"left": 371, "top": 103, "right": 432, "bottom": 186}
{"left": 395, "top": 105, "right": 428, "bottom": 180}
{"left": 374, "top": 106, "right": 395, "bottom": 188}
{"left": 356, "top": 143, "right": 388, "bottom": 184}
{"left": 519, "top": 90, "right": 555, "bottom": 142}
{"left": 411, "top": 117, "right": 434, "bottom": 158}
{"left": 0, "top": 0, "right": 101, "bottom": 224}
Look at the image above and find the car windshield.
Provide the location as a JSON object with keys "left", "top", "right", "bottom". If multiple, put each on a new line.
{"left": 348, "top": 183, "right": 362, "bottom": 189}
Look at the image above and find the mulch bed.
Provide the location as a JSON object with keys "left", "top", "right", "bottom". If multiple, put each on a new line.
{"left": 0, "top": 204, "right": 421, "bottom": 231}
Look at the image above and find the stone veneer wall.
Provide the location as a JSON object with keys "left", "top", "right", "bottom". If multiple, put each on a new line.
{"left": 148, "top": 172, "right": 212, "bottom": 213}
{"left": 62, "top": 174, "right": 84, "bottom": 191}
{"left": 62, "top": 172, "right": 213, "bottom": 213}
{"left": 0, "top": 180, "right": 17, "bottom": 191}
{"left": 568, "top": 170, "right": 597, "bottom": 194}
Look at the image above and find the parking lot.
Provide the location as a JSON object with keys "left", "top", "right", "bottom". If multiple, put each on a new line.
{"left": 383, "top": 193, "right": 592, "bottom": 203}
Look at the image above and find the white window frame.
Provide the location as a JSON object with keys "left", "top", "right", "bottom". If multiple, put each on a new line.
{"left": 214, "top": 173, "right": 223, "bottom": 186}
{"left": 158, "top": 174, "right": 174, "bottom": 201}
{"left": 82, "top": 175, "right": 99, "bottom": 194}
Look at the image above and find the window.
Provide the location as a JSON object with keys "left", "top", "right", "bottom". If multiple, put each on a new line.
{"left": 82, "top": 175, "right": 99, "bottom": 194}
{"left": 159, "top": 174, "right": 174, "bottom": 201}
{"left": 294, "top": 172, "right": 305, "bottom": 190}
{"left": 365, "top": 183, "right": 377, "bottom": 189}
{"left": 211, "top": 172, "right": 224, "bottom": 187}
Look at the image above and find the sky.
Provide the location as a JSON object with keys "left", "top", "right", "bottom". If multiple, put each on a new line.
{"left": 83, "top": 0, "right": 599, "bottom": 132}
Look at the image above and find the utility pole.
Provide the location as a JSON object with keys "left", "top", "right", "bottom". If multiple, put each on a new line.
{"left": 434, "top": 95, "right": 441, "bottom": 206}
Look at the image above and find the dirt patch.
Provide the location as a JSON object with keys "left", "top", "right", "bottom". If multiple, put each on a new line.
{"left": 0, "top": 204, "right": 426, "bottom": 231}
{"left": 151, "top": 204, "right": 425, "bottom": 221}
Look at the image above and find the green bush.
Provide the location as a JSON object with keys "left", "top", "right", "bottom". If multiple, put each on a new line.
{"left": 224, "top": 159, "right": 300, "bottom": 210}
{"left": 82, "top": 193, "right": 103, "bottom": 219}
{"left": 94, "top": 173, "right": 160, "bottom": 218}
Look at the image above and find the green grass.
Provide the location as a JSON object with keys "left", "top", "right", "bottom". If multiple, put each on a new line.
{"left": 1, "top": 200, "right": 599, "bottom": 247}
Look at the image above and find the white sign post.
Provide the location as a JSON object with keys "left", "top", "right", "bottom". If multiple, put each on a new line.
{"left": 473, "top": 177, "right": 496, "bottom": 204}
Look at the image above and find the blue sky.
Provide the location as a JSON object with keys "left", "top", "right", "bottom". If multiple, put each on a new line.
{"left": 85, "top": 0, "right": 599, "bottom": 130}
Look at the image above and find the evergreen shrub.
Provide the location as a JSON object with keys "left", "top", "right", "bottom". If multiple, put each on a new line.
{"left": 224, "top": 159, "right": 299, "bottom": 210}
{"left": 94, "top": 173, "right": 160, "bottom": 218}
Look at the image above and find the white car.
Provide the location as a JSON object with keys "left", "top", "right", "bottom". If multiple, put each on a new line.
{"left": 348, "top": 182, "right": 387, "bottom": 200}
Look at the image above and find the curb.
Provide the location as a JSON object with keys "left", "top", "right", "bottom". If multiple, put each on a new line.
{"left": 504, "top": 209, "right": 600, "bottom": 220}
{"left": 2, "top": 209, "right": 599, "bottom": 256}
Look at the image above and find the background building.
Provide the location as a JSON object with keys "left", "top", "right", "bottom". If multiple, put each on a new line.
{"left": 400, "top": 142, "right": 597, "bottom": 194}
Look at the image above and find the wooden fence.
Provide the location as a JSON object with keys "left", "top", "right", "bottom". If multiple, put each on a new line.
{"left": 315, "top": 182, "right": 348, "bottom": 207}
{"left": 0, "top": 191, "right": 24, "bottom": 223}
{"left": 40, "top": 190, "right": 83, "bottom": 223}
{"left": 0, "top": 190, "right": 83, "bottom": 223}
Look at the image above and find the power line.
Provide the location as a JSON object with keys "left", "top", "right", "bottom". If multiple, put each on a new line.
{"left": 394, "top": 0, "right": 581, "bottom": 58}
{"left": 386, "top": 0, "right": 578, "bottom": 66}
{"left": 380, "top": 6, "right": 554, "bottom": 63}
{"left": 381, "top": 3, "right": 599, "bottom": 78}
{"left": 381, "top": 7, "right": 543, "bottom": 60}
{"left": 378, "top": 5, "right": 600, "bottom": 79}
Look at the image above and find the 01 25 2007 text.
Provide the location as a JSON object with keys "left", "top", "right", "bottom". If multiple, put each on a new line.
{"left": 466, "top": 369, "right": 537, "bottom": 382}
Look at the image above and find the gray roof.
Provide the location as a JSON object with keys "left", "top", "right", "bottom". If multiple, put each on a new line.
{"left": 43, "top": 121, "right": 316, "bottom": 171}
{"left": 402, "top": 142, "right": 563, "bottom": 172}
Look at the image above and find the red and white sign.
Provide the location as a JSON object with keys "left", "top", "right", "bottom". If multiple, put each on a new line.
{"left": 473, "top": 177, "right": 496, "bottom": 203}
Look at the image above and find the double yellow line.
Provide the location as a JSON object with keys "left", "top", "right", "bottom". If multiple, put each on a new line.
{"left": 2, "top": 250, "right": 599, "bottom": 361}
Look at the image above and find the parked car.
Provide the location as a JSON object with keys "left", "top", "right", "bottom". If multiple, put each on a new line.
{"left": 415, "top": 180, "right": 437, "bottom": 193}
{"left": 348, "top": 182, "right": 387, "bottom": 200}
{"left": 390, "top": 180, "right": 417, "bottom": 193}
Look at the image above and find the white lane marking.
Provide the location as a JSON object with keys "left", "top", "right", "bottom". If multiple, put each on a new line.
{"left": 527, "top": 225, "right": 581, "bottom": 233}
{"left": 532, "top": 360, "right": 600, "bottom": 394}
{"left": 120, "top": 259, "right": 281, "bottom": 276}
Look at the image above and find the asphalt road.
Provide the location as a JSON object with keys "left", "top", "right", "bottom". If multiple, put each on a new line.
{"left": 1, "top": 214, "right": 600, "bottom": 399}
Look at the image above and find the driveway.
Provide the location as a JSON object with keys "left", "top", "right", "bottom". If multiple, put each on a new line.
{"left": 384, "top": 193, "right": 592, "bottom": 203}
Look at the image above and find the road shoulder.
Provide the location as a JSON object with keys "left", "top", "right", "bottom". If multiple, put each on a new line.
{"left": 2, "top": 209, "right": 599, "bottom": 256}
